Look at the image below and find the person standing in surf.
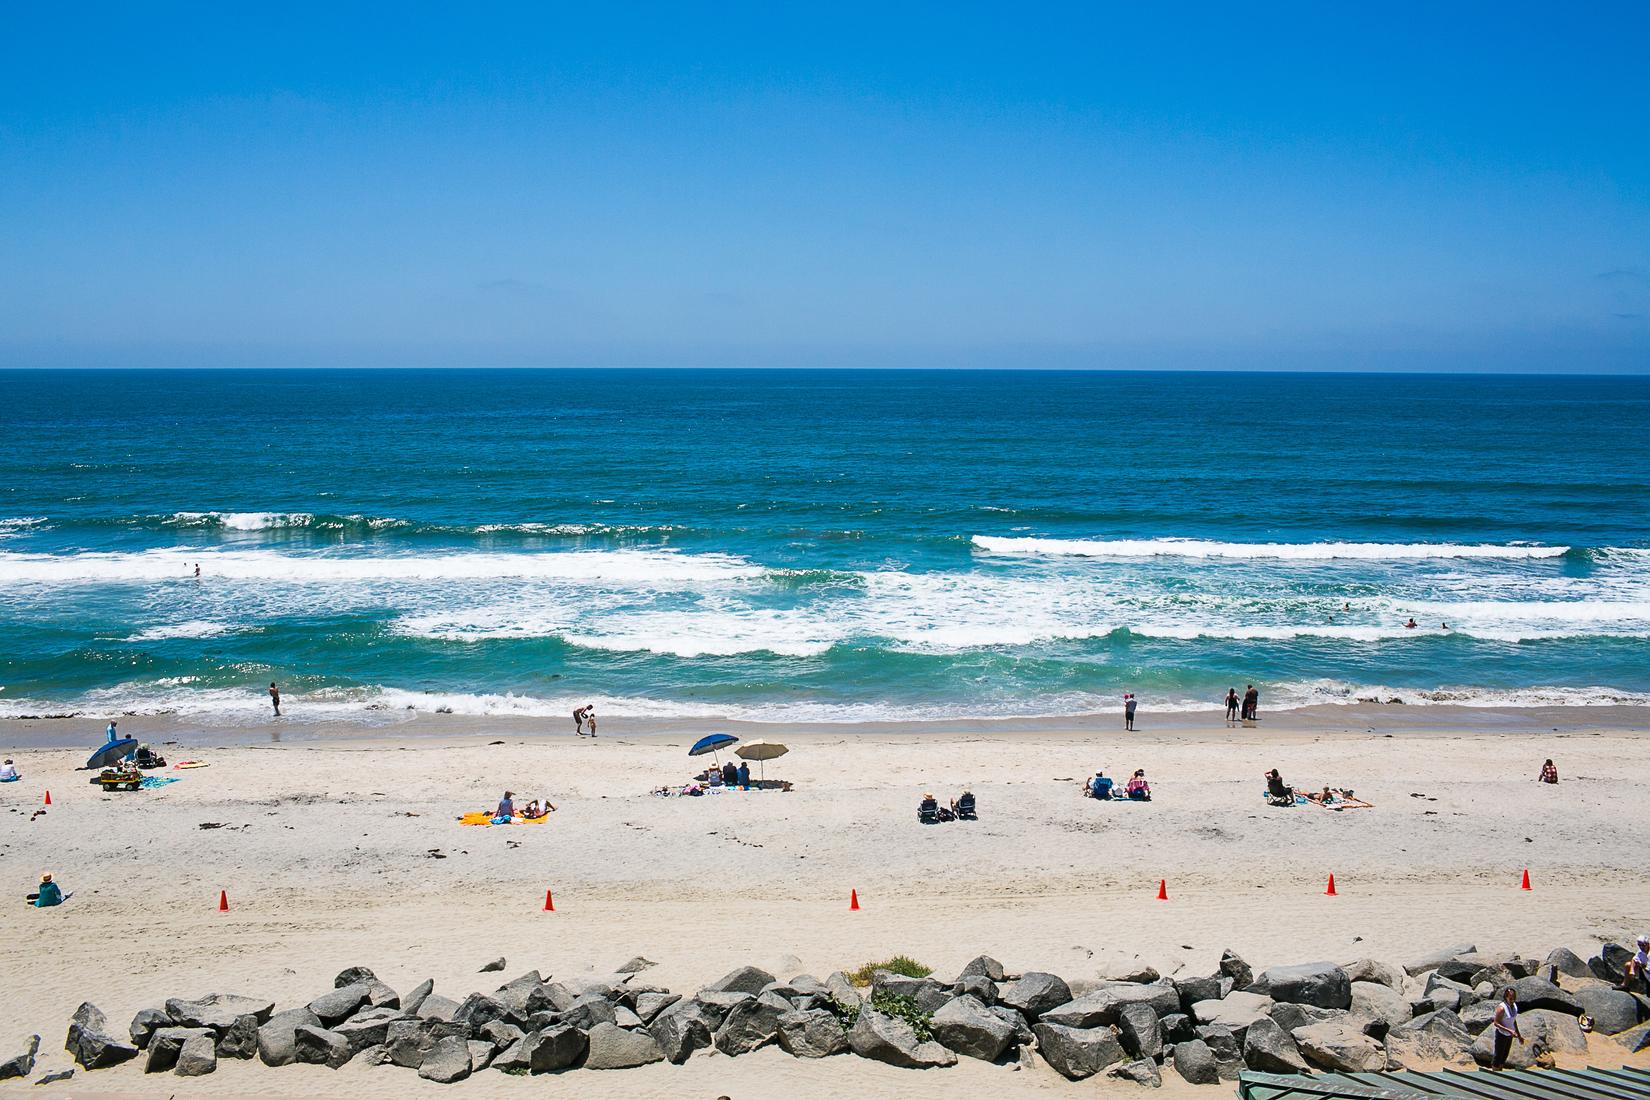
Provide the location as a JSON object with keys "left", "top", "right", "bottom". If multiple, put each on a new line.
{"left": 1224, "top": 688, "right": 1239, "bottom": 725}
{"left": 1123, "top": 693, "right": 1137, "bottom": 731}
{"left": 269, "top": 682, "right": 281, "bottom": 717}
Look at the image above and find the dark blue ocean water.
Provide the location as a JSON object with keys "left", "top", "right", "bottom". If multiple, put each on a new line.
{"left": 2, "top": 368, "right": 1648, "bottom": 723}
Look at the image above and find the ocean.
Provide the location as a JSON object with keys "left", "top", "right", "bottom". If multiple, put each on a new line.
{"left": 2, "top": 368, "right": 1648, "bottom": 725}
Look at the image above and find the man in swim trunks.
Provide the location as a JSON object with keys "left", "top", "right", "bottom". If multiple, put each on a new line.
{"left": 269, "top": 682, "right": 281, "bottom": 716}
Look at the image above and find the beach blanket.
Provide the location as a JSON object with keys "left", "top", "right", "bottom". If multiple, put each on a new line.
{"left": 172, "top": 761, "right": 209, "bottom": 769}
{"left": 1262, "top": 789, "right": 1307, "bottom": 806}
{"left": 458, "top": 811, "right": 550, "bottom": 826}
{"left": 140, "top": 775, "right": 180, "bottom": 789}
{"left": 0, "top": 775, "right": 19, "bottom": 783}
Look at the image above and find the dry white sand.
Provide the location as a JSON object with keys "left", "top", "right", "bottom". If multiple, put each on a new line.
{"left": 3, "top": 711, "right": 1649, "bottom": 1096}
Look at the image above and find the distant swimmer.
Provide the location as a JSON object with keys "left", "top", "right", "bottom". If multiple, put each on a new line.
{"left": 194, "top": 563, "right": 200, "bottom": 578}
{"left": 269, "top": 681, "right": 281, "bottom": 716}
{"left": 1343, "top": 602, "right": 1351, "bottom": 612}
{"left": 1405, "top": 618, "right": 1418, "bottom": 629}
{"left": 1441, "top": 622, "right": 1450, "bottom": 630}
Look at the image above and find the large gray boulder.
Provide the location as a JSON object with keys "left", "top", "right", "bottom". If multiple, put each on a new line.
{"left": 1111, "top": 1057, "right": 1163, "bottom": 1087}
{"left": 1512, "top": 976, "right": 1581, "bottom": 1015}
{"left": 0, "top": 1034, "right": 39, "bottom": 1080}
{"left": 215, "top": 1014, "right": 259, "bottom": 1059}
{"left": 847, "top": 1008, "right": 956, "bottom": 1068}
{"left": 1468, "top": 1008, "right": 1585, "bottom": 1069}
{"left": 467, "top": 1039, "right": 494, "bottom": 1072}
{"left": 1573, "top": 986, "right": 1640, "bottom": 1034}
{"left": 1459, "top": 1000, "right": 1498, "bottom": 1034}
{"left": 416, "top": 993, "right": 461, "bottom": 1022}
{"left": 256, "top": 1007, "right": 320, "bottom": 1066}
{"left": 1351, "top": 981, "right": 1412, "bottom": 1031}
{"left": 997, "top": 972, "right": 1072, "bottom": 1020}
{"left": 1031, "top": 1022, "right": 1124, "bottom": 1080}
{"left": 174, "top": 1033, "right": 217, "bottom": 1076}
{"left": 713, "top": 994, "right": 788, "bottom": 1056}
{"left": 584, "top": 1022, "right": 665, "bottom": 1069}
{"left": 128, "top": 1007, "right": 171, "bottom": 1049}
{"left": 1258, "top": 962, "right": 1352, "bottom": 1010}
{"left": 648, "top": 1000, "right": 718, "bottom": 1063}
{"left": 417, "top": 1034, "right": 472, "bottom": 1082}
{"left": 1267, "top": 1001, "right": 1344, "bottom": 1033}
{"left": 872, "top": 970, "right": 946, "bottom": 1002}
{"left": 1543, "top": 948, "right": 1591, "bottom": 980}
{"left": 555, "top": 994, "right": 616, "bottom": 1032}
{"left": 1041, "top": 982, "right": 1179, "bottom": 1028}
{"left": 1590, "top": 944, "right": 1633, "bottom": 984}
{"left": 1243, "top": 1016, "right": 1308, "bottom": 1073}
{"left": 1174, "top": 974, "right": 1226, "bottom": 1010}
{"left": 1344, "top": 958, "right": 1405, "bottom": 990}
{"left": 144, "top": 1027, "right": 213, "bottom": 1073}
{"left": 293, "top": 1024, "right": 352, "bottom": 1069}
{"left": 705, "top": 965, "right": 778, "bottom": 996}
{"left": 1191, "top": 990, "right": 1272, "bottom": 1036}
{"left": 776, "top": 1009, "right": 849, "bottom": 1058}
{"left": 958, "top": 955, "right": 1006, "bottom": 983}
{"left": 332, "top": 1007, "right": 405, "bottom": 1054}
{"left": 1292, "top": 1020, "right": 1387, "bottom": 1071}
{"left": 65, "top": 1003, "right": 139, "bottom": 1069}
{"left": 825, "top": 971, "right": 862, "bottom": 1007}
{"left": 165, "top": 994, "right": 275, "bottom": 1032}
{"left": 1117, "top": 1002, "right": 1162, "bottom": 1060}
{"left": 308, "top": 983, "right": 371, "bottom": 1025}
{"left": 453, "top": 992, "right": 511, "bottom": 1031}
{"left": 1615, "top": 1021, "right": 1650, "bottom": 1054}
{"left": 1196, "top": 1023, "right": 1244, "bottom": 1079}
{"left": 1405, "top": 944, "right": 1476, "bottom": 976}
{"left": 400, "top": 978, "right": 435, "bottom": 1016}
{"left": 1219, "top": 949, "right": 1254, "bottom": 989}
{"left": 633, "top": 992, "right": 681, "bottom": 1024}
{"left": 1384, "top": 1009, "right": 1473, "bottom": 1069}
{"left": 1171, "top": 1037, "right": 1221, "bottom": 1084}
{"left": 930, "top": 995, "right": 1014, "bottom": 1061}
{"left": 525, "top": 1025, "right": 587, "bottom": 1073}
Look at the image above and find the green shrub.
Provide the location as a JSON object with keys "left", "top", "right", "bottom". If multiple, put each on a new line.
{"left": 846, "top": 955, "right": 933, "bottom": 986}
{"left": 867, "top": 991, "right": 933, "bottom": 1042}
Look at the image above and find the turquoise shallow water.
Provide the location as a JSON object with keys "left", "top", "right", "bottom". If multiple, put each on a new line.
{"left": 2, "top": 368, "right": 1648, "bottom": 723}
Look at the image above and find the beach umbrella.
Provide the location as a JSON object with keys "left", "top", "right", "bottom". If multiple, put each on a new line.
{"left": 735, "top": 740, "right": 788, "bottom": 779}
{"left": 688, "top": 733, "right": 739, "bottom": 767}
{"left": 86, "top": 738, "right": 138, "bottom": 771}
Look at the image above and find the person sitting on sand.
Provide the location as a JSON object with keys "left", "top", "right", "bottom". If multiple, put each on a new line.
{"left": 1125, "top": 770, "right": 1151, "bottom": 801}
{"left": 1538, "top": 759, "right": 1558, "bottom": 784}
{"left": 1265, "top": 768, "right": 1293, "bottom": 803}
{"left": 134, "top": 743, "right": 166, "bottom": 769}
{"left": 736, "top": 762, "right": 750, "bottom": 790}
{"left": 721, "top": 761, "right": 738, "bottom": 787}
{"left": 522, "top": 799, "right": 541, "bottom": 819}
{"left": 493, "top": 790, "right": 516, "bottom": 823}
{"left": 1088, "top": 772, "right": 1114, "bottom": 800}
{"left": 30, "top": 873, "right": 63, "bottom": 908}
{"left": 0, "top": 758, "right": 18, "bottom": 782}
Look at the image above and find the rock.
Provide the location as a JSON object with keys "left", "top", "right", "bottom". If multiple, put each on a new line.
{"left": 1513, "top": 976, "right": 1581, "bottom": 1015}
{"left": 1591, "top": 943, "right": 1633, "bottom": 984}
{"left": 1405, "top": 944, "right": 1477, "bottom": 976}
{"left": 334, "top": 966, "right": 375, "bottom": 987}
{"left": 401, "top": 979, "right": 435, "bottom": 1016}
{"left": 1436, "top": 952, "right": 1509, "bottom": 984}
{"left": 1031, "top": 1022, "right": 1124, "bottom": 1080}
{"left": 648, "top": 1000, "right": 716, "bottom": 1063}
{"left": 777, "top": 1009, "right": 849, "bottom": 1058}
{"left": 872, "top": 970, "right": 943, "bottom": 999}
{"left": 847, "top": 1008, "right": 957, "bottom": 1068}
{"left": 1615, "top": 1021, "right": 1650, "bottom": 1054}
{"left": 713, "top": 994, "right": 788, "bottom": 1056}
{"left": 1172, "top": 1037, "right": 1221, "bottom": 1084}
{"left": 36, "top": 1068, "right": 74, "bottom": 1085}
{"left": 959, "top": 955, "right": 1007, "bottom": 983}
{"left": 65, "top": 1003, "right": 139, "bottom": 1070}
{"left": 257, "top": 1007, "right": 320, "bottom": 1066}
{"left": 215, "top": 1014, "right": 260, "bottom": 1059}
{"left": 705, "top": 965, "right": 778, "bottom": 996}
{"left": 308, "top": 983, "right": 371, "bottom": 1025}
{"left": 1267, "top": 1002, "right": 1343, "bottom": 1032}
{"left": 1385, "top": 1010, "right": 1473, "bottom": 1069}
{"left": 1160, "top": 1011, "right": 1193, "bottom": 1042}
{"left": 1111, "top": 1057, "right": 1162, "bottom": 1087}
{"left": 1351, "top": 981, "right": 1412, "bottom": 1031}
{"left": 1042, "top": 981, "right": 1179, "bottom": 1028}
{"left": 825, "top": 971, "right": 861, "bottom": 1007}
{"left": 997, "top": 972, "right": 1072, "bottom": 1020}
{"left": 1344, "top": 958, "right": 1405, "bottom": 990}
{"left": 1543, "top": 947, "right": 1591, "bottom": 980}
{"left": 332, "top": 1007, "right": 404, "bottom": 1054}
{"left": 1292, "top": 1020, "right": 1387, "bottom": 1071}
{"left": 1219, "top": 949, "right": 1254, "bottom": 990}
{"left": 584, "top": 1021, "right": 665, "bottom": 1069}
{"left": 165, "top": 994, "right": 275, "bottom": 1032}
{"left": 616, "top": 955, "right": 657, "bottom": 974}
{"left": 415, "top": 993, "right": 461, "bottom": 1022}
{"left": 294, "top": 1024, "right": 353, "bottom": 1068}
{"left": 930, "top": 995, "right": 1014, "bottom": 1061}
{"left": 1174, "top": 974, "right": 1225, "bottom": 1010}
{"left": 557, "top": 993, "right": 617, "bottom": 1032}
{"left": 1190, "top": 990, "right": 1272, "bottom": 1037}
{"left": 1242, "top": 1016, "right": 1308, "bottom": 1073}
{"left": 523, "top": 1024, "right": 587, "bottom": 1073}
{"left": 479, "top": 957, "right": 506, "bottom": 973}
{"left": 128, "top": 1007, "right": 170, "bottom": 1049}
{"left": 174, "top": 1033, "right": 217, "bottom": 1076}
{"left": 452, "top": 992, "right": 510, "bottom": 1032}
{"left": 633, "top": 991, "right": 681, "bottom": 1024}
{"left": 478, "top": 1019, "right": 524, "bottom": 1051}
{"left": 1117, "top": 1002, "right": 1163, "bottom": 1060}
{"left": 0, "top": 1034, "right": 39, "bottom": 1080}
{"left": 1469, "top": 1007, "right": 1586, "bottom": 1068}
{"left": 1258, "top": 962, "right": 1352, "bottom": 1010}
{"left": 1460, "top": 1000, "right": 1498, "bottom": 1034}
{"left": 145, "top": 1027, "right": 213, "bottom": 1073}
{"left": 1572, "top": 987, "right": 1639, "bottom": 1034}
{"left": 1102, "top": 960, "right": 1162, "bottom": 984}
{"left": 417, "top": 1034, "right": 473, "bottom": 1082}
{"left": 491, "top": 972, "right": 541, "bottom": 1017}
{"left": 467, "top": 1039, "right": 494, "bottom": 1072}
{"left": 953, "top": 975, "right": 998, "bottom": 1004}
{"left": 990, "top": 1004, "right": 1035, "bottom": 1045}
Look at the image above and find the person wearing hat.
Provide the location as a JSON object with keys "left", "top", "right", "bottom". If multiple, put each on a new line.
{"left": 30, "top": 873, "right": 63, "bottom": 908}
{"left": 1624, "top": 935, "right": 1650, "bottom": 995}
{"left": 0, "top": 757, "right": 19, "bottom": 782}
{"left": 1088, "top": 772, "right": 1114, "bottom": 800}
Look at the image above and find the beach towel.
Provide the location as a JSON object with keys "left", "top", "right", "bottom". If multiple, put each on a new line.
{"left": 0, "top": 775, "right": 20, "bottom": 783}
{"left": 172, "top": 761, "right": 209, "bottom": 769}
{"left": 458, "top": 811, "right": 550, "bottom": 826}
{"left": 140, "top": 776, "right": 180, "bottom": 789}
{"left": 1262, "top": 788, "right": 1307, "bottom": 806}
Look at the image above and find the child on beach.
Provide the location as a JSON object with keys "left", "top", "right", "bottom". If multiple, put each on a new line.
{"left": 1538, "top": 759, "right": 1558, "bottom": 784}
{"left": 269, "top": 682, "right": 281, "bottom": 716}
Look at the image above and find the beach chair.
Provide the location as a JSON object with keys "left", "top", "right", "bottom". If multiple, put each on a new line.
{"left": 954, "top": 792, "right": 977, "bottom": 820}
{"left": 917, "top": 797, "right": 941, "bottom": 824}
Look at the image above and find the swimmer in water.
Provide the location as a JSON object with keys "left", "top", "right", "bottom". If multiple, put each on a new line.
{"left": 1405, "top": 618, "right": 1418, "bottom": 629}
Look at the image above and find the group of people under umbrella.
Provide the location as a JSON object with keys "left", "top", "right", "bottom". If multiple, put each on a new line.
{"left": 680, "top": 733, "right": 792, "bottom": 792}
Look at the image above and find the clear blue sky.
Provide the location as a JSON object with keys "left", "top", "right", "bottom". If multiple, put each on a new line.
{"left": 2, "top": 2, "right": 1646, "bottom": 370}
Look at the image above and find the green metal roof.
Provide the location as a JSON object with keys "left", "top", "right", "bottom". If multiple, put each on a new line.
{"left": 1238, "top": 1067, "right": 1650, "bottom": 1100}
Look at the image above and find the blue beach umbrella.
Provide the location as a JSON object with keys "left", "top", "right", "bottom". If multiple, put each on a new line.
{"left": 689, "top": 733, "right": 739, "bottom": 767}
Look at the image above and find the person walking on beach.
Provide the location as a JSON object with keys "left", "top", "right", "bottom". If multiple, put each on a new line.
{"left": 1490, "top": 987, "right": 1523, "bottom": 1070}
{"left": 1123, "top": 693, "right": 1137, "bottom": 731}
{"left": 572, "top": 706, "right": 587, "bottom": 736}
{"left": 1224, "top": 688, "right": 1239, "bottom": 725}
{"left": 269, "top": 682, "right": 281, "bottom": 717}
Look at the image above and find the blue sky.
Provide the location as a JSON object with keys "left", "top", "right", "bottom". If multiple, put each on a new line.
{"left": 2, "top": 2, "right": 1646, "bottom": 370}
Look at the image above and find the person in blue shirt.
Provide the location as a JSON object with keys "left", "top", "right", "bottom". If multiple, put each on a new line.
{"left": 32, "top": 873, "right": 63, "bottom": 907}
{"left": 1088, "top": 772, "right": 1113, "bottom": 800}
{"left": 492, "top": 790, "right": 515, "bottom": 823}
{"left": 105, "top": 720, "right": 118, "bottom": 743}
{"left": 736, "top": 762, "right": 751, "bottom": 790}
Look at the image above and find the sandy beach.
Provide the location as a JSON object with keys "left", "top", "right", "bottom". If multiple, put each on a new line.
{"left": 3, "top": 706, "right": 1649, "bottom": 1095}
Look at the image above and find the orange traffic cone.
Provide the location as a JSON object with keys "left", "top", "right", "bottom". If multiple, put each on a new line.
{"left": 1325, "top": 874, "right": 1338, "bottom": 896}
{"left": 849, "top": 889, "right": 860, "bottom": 911}
{"left": 43, "top": 790, "right": 51, "bottom": 806}
{"left": 543, "top": 889, "right": 555, "bottom": 912}
{"left": 1520, "top": 869, "right": 1531, "bottom": 891}
{"left": 1156, "top": 879, "right": 1168, "bottom": 900}
{"left": 217, "top": 890, "right": 229, "bottom": 912}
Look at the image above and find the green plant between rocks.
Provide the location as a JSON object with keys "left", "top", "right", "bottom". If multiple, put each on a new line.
{"left": 846, "top": 956, "right": 933, "bottom": 986}
{"left": 866, "top": 991, "right": 933, "bottom": 1043}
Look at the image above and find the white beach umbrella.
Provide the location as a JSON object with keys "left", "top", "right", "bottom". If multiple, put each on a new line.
{"left": 734, "top": 740, "right": 789, "bottom": 779}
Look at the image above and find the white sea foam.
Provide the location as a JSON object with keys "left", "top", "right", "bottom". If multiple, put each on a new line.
{"left": 972, "top": 536, "right": 1573, "bottom": 560}
{"left": 126, "top": 621, "right": 238, "bottom": 641}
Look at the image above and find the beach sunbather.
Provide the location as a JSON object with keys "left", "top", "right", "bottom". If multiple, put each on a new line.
{"left": 29, "top": 873, "right": 63, "bottom": 908}
{"left": 1265, "top": 768, "right": 1294, "bottom": 805}
{"left": 1125, "top": 770, "right": 1151, "bottom": 801}
{"left": 736, "top": 762, "right": 750, "bottom": 790}
{"left": 1538, "top": 759, "right": 1558, "bottom": 784}
{"left": 493, "top": 790, "right": 515, "bottom": 823}
{"left": 721, "top": 761, "right": 738, "bottom": 787}
{"left": 1087, "top": 772, "right": 1113, "bottom": 800}
{"left": 0, "top": 758, "right": 18, "bottom": 782}
{"left": 952, "top": 791, "right": 977, "bottom": 820}
{"left": 918, "top": 793, "right": 940, "bottom": 824}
